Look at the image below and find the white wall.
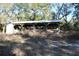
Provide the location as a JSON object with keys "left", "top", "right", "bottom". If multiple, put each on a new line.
{"left": 6, "top": 23, "right": 14, "bottom": 34}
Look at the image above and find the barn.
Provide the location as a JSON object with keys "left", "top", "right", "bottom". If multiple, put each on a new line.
{"left": 1, "top": 20, "right": 63, "bottom": 34}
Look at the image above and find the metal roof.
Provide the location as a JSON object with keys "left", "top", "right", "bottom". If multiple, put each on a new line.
{"left": 13, "top": 20, "right": 63, "bottom": 24}
{"left": 1, "top": 20, "right": 63, "bottom": 24}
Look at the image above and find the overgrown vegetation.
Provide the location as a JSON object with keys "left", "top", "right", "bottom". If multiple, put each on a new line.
{"left": 0, "top": 3, "right": 79, "bottom": 56}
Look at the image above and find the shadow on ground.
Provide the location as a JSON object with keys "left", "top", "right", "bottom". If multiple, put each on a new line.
{"left": 0, "top": 31, "right": 79, "bottom": 56}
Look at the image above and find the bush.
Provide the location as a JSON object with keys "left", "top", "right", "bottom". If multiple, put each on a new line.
{"left": 74, "top": 22, "right": 79, "bottom": 31}
{"left": 60, "top": 23, "right": 74, "bottom": 31}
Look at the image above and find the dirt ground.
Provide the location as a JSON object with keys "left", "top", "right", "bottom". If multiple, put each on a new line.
{"left": 0, "top": 29, "right": 79, "bottom": 56}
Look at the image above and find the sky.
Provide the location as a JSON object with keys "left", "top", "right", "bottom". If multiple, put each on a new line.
{"left": 51, "top": 3, "right": 75, "bottom": 21}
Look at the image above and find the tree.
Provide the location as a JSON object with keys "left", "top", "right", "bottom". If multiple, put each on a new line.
{"left": 12, "top": 3, "right": 52, "bottom": 21}
{"left": 50, "top": 3, "right": 75, "bottom": 30}
{"left": 72, "top": 3, "right": 79, "bottom": 31}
